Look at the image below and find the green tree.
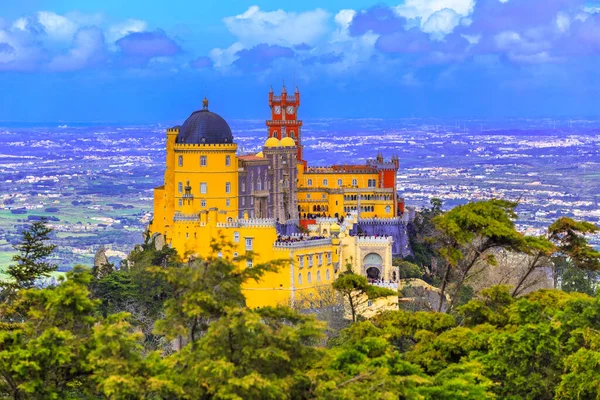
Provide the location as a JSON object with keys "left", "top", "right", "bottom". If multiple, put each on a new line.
{"left": 4, "top": 219, "right": 57, "bottom": 290}
{"left": 332, "top": 271, "right": 397, "bottom": 323}
{"left": 512, "top": 217, "right": 600, "bottom": 297}
{"left": 433, "top": 200, "right": 524, "bottom": 312}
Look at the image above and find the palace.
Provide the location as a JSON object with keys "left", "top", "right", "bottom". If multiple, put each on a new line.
{"left": 149, "top": 86, "right": 411, "bottom": 308}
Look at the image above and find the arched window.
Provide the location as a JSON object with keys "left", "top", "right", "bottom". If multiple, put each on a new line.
{"left": 307, "top": 179, "right": 313, "bottom": 186}
{"left": 338, "top": 179, "right": 342, "bottom": 187}
{"left": 323, "top": 179, "right": 328, "bottom": 186}
{"left": 386, "top": 205, "right": 391, "bottom": 213}
{"left": 298, "top": 273, "right": 303, "bottom": 285}
{"left": 352, "top": 178, "right": 358, "bottom": 186}
{"left": 307, "top": 272, "right": 312, "bottom": 284}
{"left": 241, "top": 181, "right": 246, "bottom": 192}
{"left": 317, "top": 271, "right": 321, "bottom": 282}
{"left": 225, "top": 155, "right": 231, "bottom": 166}
{"left": 257, "top": 179, "right": 262, "bottom": 191}
{"left": 233, "top": 232, "right": 240, "bottom": 242}
{"left": 225, "top": 182, "right": 231, "bottom": 193}
{"left": 178, "top": 182, "right": 183, "bottom": 193}
{"left": 178, "top": 155, "right": 183, "bottom": 167}
{"left": 326, "top": 269, "right": 330, "bottom": 280}
{"left": 200, "top": 156, "right": 207, "bottom": 166}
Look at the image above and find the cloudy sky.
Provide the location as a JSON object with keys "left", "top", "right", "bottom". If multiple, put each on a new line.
{"left": 1, "top": 0, "right": 599, "bottom": 122}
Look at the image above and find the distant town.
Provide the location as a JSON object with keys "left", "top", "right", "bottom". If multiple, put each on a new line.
{"left": 0, "top": 118, "right": 598, "bottom": 271}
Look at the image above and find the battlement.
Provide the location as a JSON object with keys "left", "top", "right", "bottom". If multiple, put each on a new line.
{"left": 217, "top": 218, "right": 277, "bottom": 228}
{"left": 167, "top": 127, "right": 180, "bottom": 134}
{"left": 356, "top": 236, "right": 393, "bottom": 244}
{"left": 305, "top": 165, "right": 377, "bottom": 174}
{"left": 174, "top": 143, "right": 237, "bottom": 150}
{"left": 271, "top": 95, "right": 298, "bottom": 102}
{"left": 358, "top": 217, "right": 404, "bottom": 225}
{"left": 274, "top": 238, "right": 332, "bottom": 250}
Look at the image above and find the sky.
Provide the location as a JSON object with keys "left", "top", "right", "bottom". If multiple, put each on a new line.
{"left": 0, "top": 0, "right": 599, "bottom": 123}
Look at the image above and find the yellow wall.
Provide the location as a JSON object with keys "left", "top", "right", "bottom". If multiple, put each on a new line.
{"left": 173, "top": 143, "right": 238, "bottom": 220}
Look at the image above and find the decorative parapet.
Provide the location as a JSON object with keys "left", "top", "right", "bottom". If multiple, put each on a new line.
{"left": 274, "top": 238, "right": 332, "bottom": 250}
{"left": 358, "top": 217, "right": 403, "bottom": 225}
{"left": 371, "top": 281, "right": 398, "bottom": 290}
{"left": 216, "top": 218, "right": 276, "bottom": 228}
{"left": 356, "top": 236, "right": 394, "bottom": 245}
{"left": 174, "top": 143, "right": 237, "bottom": 150}
{"left": 174, "top": 213, "right": 200, "bottom": 222}
{"left": 315, "top": 217, "right": 339, "bottom": 224}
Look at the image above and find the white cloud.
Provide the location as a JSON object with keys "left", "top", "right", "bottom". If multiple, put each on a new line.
{"left": 332, "top": 9, "right": 357, "bottom": 41}
{"left": 422, "top": 8, "right": 462, "bottom": 40}
{"left": 209, "top": 42, "right": 244, "bottom": 69}
{"left": 37, "top": 11, "right": 79, "bottom": 41}
{"left": 48, "top": 27, "right": 105, "bottom": 71}
{"left": 555, "top": 12, "right": 570, "bottom": 33}
{"left": 394, "top": 0, "right": 475, "bottom": 22}
{"left": 107, "top": 19, "right": 148, "bottom": 43}
{"left": 223, "top": 6, "right": 330, "bottom": 46}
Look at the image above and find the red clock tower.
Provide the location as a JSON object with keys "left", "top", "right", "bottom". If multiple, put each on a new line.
{"left": 267, "top": 84, "right": 303, "bottom": 161}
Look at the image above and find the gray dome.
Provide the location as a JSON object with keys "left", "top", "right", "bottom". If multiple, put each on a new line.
{"left": 176, "top": 99, "right": 233, "bottom": 145}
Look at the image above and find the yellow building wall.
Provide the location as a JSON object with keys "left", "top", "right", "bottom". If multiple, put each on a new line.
{"left": 172, "top": 143, "right": 238, "bottom": 220}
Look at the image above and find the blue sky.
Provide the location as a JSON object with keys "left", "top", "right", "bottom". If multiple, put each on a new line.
{"left": 1, "top": 0, "right": 599, "bottom": 123}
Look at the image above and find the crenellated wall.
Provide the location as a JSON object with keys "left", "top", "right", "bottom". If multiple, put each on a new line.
{"left": 351, "top": 219, "right": 412, "bottom": 257}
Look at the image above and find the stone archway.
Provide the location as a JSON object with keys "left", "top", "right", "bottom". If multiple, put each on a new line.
{"left": 363, "top": 252, "right": 383, "bottom": 280}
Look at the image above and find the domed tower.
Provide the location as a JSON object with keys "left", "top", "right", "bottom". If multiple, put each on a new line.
{"left": 151, "top": 98, "right": 238, "bottom": 242}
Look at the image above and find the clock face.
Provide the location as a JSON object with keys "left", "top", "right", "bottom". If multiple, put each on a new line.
{"left": 286, "top": 106, "right": 295, "bottom": 114}
{"left": 274, "top": 106, "right": 281, "bottom": 114}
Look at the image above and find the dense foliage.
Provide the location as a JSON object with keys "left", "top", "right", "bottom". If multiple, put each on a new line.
{"left": 0, "top": 205, "right": 599, "bottom": 399}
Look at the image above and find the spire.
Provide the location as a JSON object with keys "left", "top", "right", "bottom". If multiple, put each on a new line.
{"left": 202, "top": 97, "right": 209, "bottom": 111}
{"left": 295, "top": 85, "right": 299, "bottom": 94}
{"left": 269, "top": 85, "right": 273, "bottom": 94}
{"left": 282, "top": 79, "right": 286, "bottom": 93}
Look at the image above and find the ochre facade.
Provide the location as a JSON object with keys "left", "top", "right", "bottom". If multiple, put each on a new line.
{"left": 149, "top": 87, "right": 403, "bottom": 308}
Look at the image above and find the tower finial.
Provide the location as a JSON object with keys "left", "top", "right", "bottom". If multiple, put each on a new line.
{"left": 282, "top": 79, "right": 286, "bottom": 92}
{"left": 202, "top": 97, "right": 209, "bottom": 110}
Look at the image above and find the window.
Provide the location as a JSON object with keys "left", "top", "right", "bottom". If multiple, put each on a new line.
{"left": 308, "top": 255, "right": 313, "bottom": 267}
{"left": 317, "top": 271, "right": 321, "bottom": 282}
{"left": 368, "top": 300, "right": 373, "bottom": 307}
{"left": 217, "top": 252, "right": 223, "bottom": 258}
{"left": 307, "top": 194, "right": 311, "bottom": 199}
{"left": 241, "top": 197, "right": 245, "bottom": 206}
{"left": 245, "top": 238, "right": 253, "bottom": 251}
{"left": 326, "top": 269, "right": 330, "bottom": 280}
{"left": 307, "top": 272, "right": 312, "bottom": 284}
{"left": 178, "top": 182, "right": 183, "bottom": 193}
{"left": 226, "top": 199, "right": 230, "bottom": 207}
{"left": 368, "top": 179, "right": 377, "bottom": 188}
{"left": 241, "top": 181, "right": 246, "bottom": 192}
{"left": 323, "top": 179, "right": 328, "bottom": 186}
{"left": 234, "top": 232, "right": 240, "bottom": 242}
{"left": 257, "top": 179, "right": 262, "bottom": 191}
{"left": 250, "top": 197, "right": 254, "bottom": 205}
{"left": 201, "top": 200, "right": 206, "bottom": 207}
{"left": 352, "top": 178, "right": 358, "bottom": 186}
{"left": 338, "top": 179, "right": 342, "bottom": 187}
{"left": 225, "top": 182, "right": 231, "bottom": 193}
{"left": 186, "top": 233, "right": 189, "bottom": 239}
{"left": 233, "top": 252, "right": 238, "bottom": 258}
{"left": 200, "top": 183, "right": 207, "bottom": 194}
{"left": 178, "top": 199, "right": 182, "bottom": 207}
{"left": 299, "top": 256, "right": 304, "bottom": 268}
{"left": 327, "top": 253, "right": 332, "bottom": 264}
{"left": 200, "top": 156, "right": 207, "bottom": 166}
{"left": 246, "top": 260, "right": 253, "bottom": 268}
{"left": 307, "top": 179, "right": 313, "bottom": 186}
{"left": 386, "top": 205, "right": 391, "bottom": 213}
{"left": 317, "top": 254, "right": 323, "bottom": 265}
{"left": 178, "top": 155, "right": 183, "bottom": 167}
{"left": 225, "top": 155, "right": 230, "bottom": 166}
{"left": 322, "top": 194, "right": 326, "bottom": 199}
{"left": 298, "top": 273, "right": 303, "bottom": 285}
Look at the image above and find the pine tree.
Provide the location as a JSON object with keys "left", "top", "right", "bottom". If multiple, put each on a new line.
{"left": 5, "top": 219, "right": 57, "bottom": 289}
